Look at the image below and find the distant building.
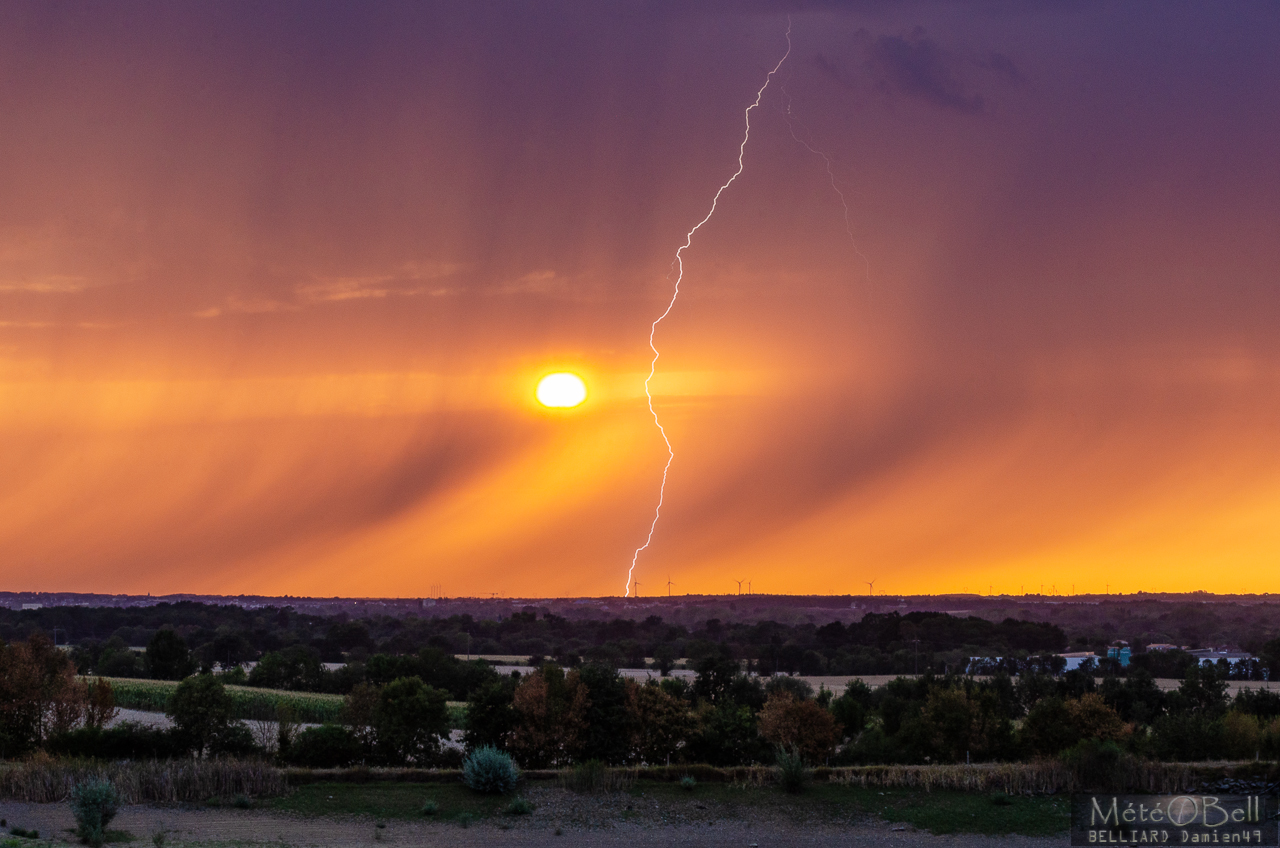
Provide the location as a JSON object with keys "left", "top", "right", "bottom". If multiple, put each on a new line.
{"left": 1107, "top": 645, "right": 1131, "bottom": 666}
{"left": 20, "top": 603, "right": 42, "bottom": 610}
{"left": 1187, "top": 649, "right": 1254, "bottom": 666}
{"left": 1145, "top": 643, "right": 1185, "bottom": 652}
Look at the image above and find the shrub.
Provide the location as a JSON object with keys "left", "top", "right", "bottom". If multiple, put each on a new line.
{"left": 209, "top": 722, "right": 260, "bottom": 758}
{"left": 462, "top": 745, "right": 520, "bottom": 794}
{"left": 287, "top": 724, "right": 362, "bottom": 768}
{"left": 47, "top": 723, "right": 188, "bottom": 760}
{"left": 70, "top": 778, "right": 120, "bottom": 847}
{"left": 679, "top": 775, "right": 697, "bottom": 791}
{"left": 420, "top": 800, "right": 439, "bottom": 816}
{"left": 775, "top": 746, "right": 809, "bottom": 794}
{"left": 506, "top": 797, "right": 534, "bottom": 815}
{"left": 1060, "top": 739, "right": 1135, "bottom": 792}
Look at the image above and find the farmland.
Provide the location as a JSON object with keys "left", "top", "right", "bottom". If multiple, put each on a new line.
{"left": 98, "top": 677, "right": 466, "bottom": 728}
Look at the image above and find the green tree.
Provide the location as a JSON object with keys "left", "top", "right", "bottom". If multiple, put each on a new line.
{"left": 830, "top": 679, "right": 871, "bottom": 739}
{"left": 247, "top": 645, "right": 322, "bottom": 690}
{"left": 1020, "top": 696, "right": 1078, "bottom": 756}
{"left": 146, "top": 630, "right": 195, "bottom": 680}
{"left": 576, "top": 663, "right": 631, "bottom": 764}
{"left": 166, "top": 672, "right": 234, "bottom": 757}
{"left": 372, "top": 676, "right": 450, "bottom": 765}
{"left": 464, "top": 678, "right": 517, "bottom": 751}
{"left": 626, "top": 679, "right": 693, "bottom": 765}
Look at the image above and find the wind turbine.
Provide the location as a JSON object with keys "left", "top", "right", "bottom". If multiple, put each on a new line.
{"left": 633, "top": 579, "right": 641, "bottom": 597}
{"left": 667, "top": 575, "right": 674, "bottom": 597}
{"left": 866, "top": 579, "right": 876, "bottom": 597}
{"left": 735, "top": 579, "right": 744, "bottom": 596}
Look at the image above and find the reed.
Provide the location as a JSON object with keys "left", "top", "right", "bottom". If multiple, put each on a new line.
{"left": 0, "top": 757, "right": 287, "bottom": 803}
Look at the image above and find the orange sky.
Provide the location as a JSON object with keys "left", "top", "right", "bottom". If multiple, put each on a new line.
{"left": 3, "top": 2, "right": 1280, "bottom": 598}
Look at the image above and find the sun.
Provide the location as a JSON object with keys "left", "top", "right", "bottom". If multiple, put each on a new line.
{"left": 535, "top": 372, "right": 587, "bottom": 408}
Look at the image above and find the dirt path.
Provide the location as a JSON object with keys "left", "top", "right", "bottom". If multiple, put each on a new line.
{"left": 0, "top": 798, "right": 1062, "bottom": 848}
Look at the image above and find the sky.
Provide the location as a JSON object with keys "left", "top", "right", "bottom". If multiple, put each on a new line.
{"left": 3, "top": 1, "right": 1280, "bottom": 598}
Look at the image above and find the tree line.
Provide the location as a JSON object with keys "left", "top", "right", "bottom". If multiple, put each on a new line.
{"left": 6, "top": 630, "right": 1280, "bottom": 769}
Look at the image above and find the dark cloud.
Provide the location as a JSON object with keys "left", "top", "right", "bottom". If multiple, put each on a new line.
{"left": 867, "top": 29, "right": 985, "bottom": 113}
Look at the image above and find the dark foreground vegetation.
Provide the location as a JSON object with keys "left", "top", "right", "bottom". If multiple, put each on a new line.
{"left": 5, "top": 602, "right": 1278, "bottom": 844}
{"left": 4, "top": 622, "right": 1280, "bottom": 770}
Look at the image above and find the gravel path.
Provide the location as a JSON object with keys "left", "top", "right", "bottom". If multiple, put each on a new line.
{"left": 1, "top": 795, "right": 1063, "bottom": 848}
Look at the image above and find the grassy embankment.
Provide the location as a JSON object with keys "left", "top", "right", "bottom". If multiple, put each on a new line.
{"left": 100, "top": 677, "right": 467, "bottom": 728}
{"left": 269, "top": 780, "right": 1070, "bottom": 835}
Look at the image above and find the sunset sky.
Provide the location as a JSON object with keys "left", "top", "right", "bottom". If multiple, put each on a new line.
{"left": 3, "top": 2, "right": 1280, "bottom": 598}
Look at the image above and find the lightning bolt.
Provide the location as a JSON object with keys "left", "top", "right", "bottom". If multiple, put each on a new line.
{"left": 778, "top": 38, "right": 872, "bottom": 283}
{"left": 625, "top": 20, "right": 793, "bottom": 597}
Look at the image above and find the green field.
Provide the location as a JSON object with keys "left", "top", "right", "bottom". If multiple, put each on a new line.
{"left": 102, "top": 677, "right": 346, "bottom": 723}
{"left": 267, "top": 779, "right": 1070, "bottom": 835}
{"left": 100, "top": 677, "right": 467, "bottom": 729}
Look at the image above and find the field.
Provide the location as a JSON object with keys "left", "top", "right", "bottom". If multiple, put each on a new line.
{"left": 100, "top": 677, "right": 468, "bottom": 728}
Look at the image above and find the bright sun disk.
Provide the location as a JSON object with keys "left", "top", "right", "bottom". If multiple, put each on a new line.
{"left": 536, "top": 372, "right": 587, "bottom": 408}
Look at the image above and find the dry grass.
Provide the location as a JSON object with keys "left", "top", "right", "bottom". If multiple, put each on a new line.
{"left": 0, "top": 756, "right": 287, "bottom": 803}
{"left": 823, "top": 761, "right": 1278, "bottom": 794}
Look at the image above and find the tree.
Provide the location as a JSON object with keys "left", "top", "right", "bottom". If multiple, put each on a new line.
{"left": 508, "top": 665, "right": 589, "bottom": 767}
{"left": 1065, "top": 693, "right": 1131, "bottom": 744}
{"left": 691, "top": 653, "right": 740, "bottom": 705}
{"left": 0, "top": 633, "right": 89, "bottom": 756}
{"left": 372, "top": 676, "right": 450, "bottom": 765}
{"left": 576, "top": 663, "right": 631, "bottom": 764}
{"left": 830, "top": 680, "right": 872, "bottom": 739}
{"left": 757, "top": 691, "right": 842, "bottom": 763}
{"left": 1258, "top": 638, "right": 1280, "bottom": 682}
{"left": 146, "top": 630, "right": 195, "bottom": 681}
{"left": 1173, "top": 663, "right": 1229, "bottom": 716}
{"left": 626, "top": 680, "right": 693, "bottom": 765}
{"left": 1020, "top": 697, "right": 1078, "bottom": 756}
{"left": 341, "top": 681, "right": 380, "bottom": 755}
{"left": 83, "top": 679, "right": 119, "bottom": 729}
{"left": 685, "top": 702, "right": 767, "bottom": 766}
{"left": 166, "top": 673, "right": 234, "bottom": 757}
{"left": 464, "top": 678, "right": 518, "bottom": 752}
{"left": 248, "top": 646, "right": 322, "bottom": 691}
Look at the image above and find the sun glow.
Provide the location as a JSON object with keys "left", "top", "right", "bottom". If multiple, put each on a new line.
{"left": 536, "top": 372, "right": 587, "bottom": 408}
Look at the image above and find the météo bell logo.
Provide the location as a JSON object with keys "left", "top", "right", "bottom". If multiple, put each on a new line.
{"left": 1070, "top": 795, "right": 1277, "bottom": 846}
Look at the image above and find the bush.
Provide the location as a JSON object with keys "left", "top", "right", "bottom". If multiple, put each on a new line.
{"left": 287, "top": 725, "right": 362, "bottom": 768}
{"left": 461, "top": 745, "right": 520, "bottom": 794}
{"left": 47, "top": 723, "right": 188, "bottom": 760}
{"left": 775, "top": 746, "right": 809, "bottom": 794}
{"left": 679, "top": 775, "right": 696, "bottom": 791}
{"left": 1060, "top": 739, "right": 1135, "bottom": 792}
{"left": 209, "top": 722, "right": 260, "bottom": 758}
{"left": 506, "top": 797, "right": 534, "bottom": 815}
{"left": 420, "top": 800, "right": 439, "bottom": 816}
{"left": 70, "top": 778, "right": 120, "bottom": 847}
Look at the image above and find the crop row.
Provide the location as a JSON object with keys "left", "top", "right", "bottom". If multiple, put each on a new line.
{"left": 101, "top": 677, "right": 345, "bottom": 724}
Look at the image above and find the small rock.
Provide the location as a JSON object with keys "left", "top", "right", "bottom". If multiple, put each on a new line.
{"left": 891, "top": 825, "right": 907, "bottom": 831}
